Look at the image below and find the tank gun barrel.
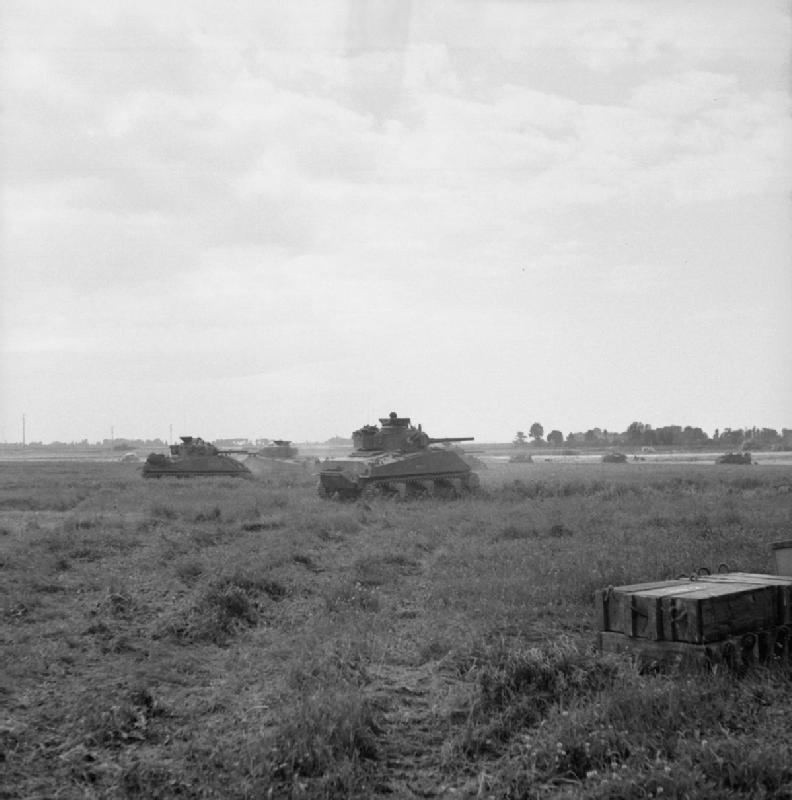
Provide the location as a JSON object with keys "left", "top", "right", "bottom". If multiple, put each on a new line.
{"left": 427, "top": 436, "right": 474, "bottom": 444}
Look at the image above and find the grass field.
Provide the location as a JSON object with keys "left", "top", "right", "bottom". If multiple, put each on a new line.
{"left": 1, "top": 459, "right": 791, "bottom": 799}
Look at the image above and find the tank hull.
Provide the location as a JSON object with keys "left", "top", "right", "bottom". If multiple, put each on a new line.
{"left": 258, "top": 444, "right": 299, "bottom": 459}
{"left": 319, "top": 448, "right": 477, "bottom": 498}
{"left": 142, "top": 454, "right": 251, "bottom": 478}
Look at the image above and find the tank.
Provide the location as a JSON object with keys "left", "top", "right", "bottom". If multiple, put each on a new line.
{"left": 257, "top": 440, "right": 299, "bottom": 459}
{"left": 243, "top": 439, "right": 310, "bottom": 476}
{"left": 318, "top": 411, "right": 478, "bottom": 499}
{"left": 142, "top": 436, "right": 251, "bottom": 478}
{"left": 717, "top": 452, "right": 752, "bottom": 465}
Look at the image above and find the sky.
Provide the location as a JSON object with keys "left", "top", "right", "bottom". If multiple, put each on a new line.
{"left": 1, "top": 0, "right": 790, "bottom": 444}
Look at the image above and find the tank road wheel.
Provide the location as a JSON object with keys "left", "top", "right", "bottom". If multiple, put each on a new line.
{"left": 404, "top": 480, "right": 430, "bottom": 499}
{"left": 360, "top": 482, "right": 381, "bottom": 501}
{"left": 459, "top": 472, "right": 480, "bottom": 495}
{"left": 360, "top": 482, "right": 399, "bottom": 500}
{"left": 432, "top": 478, "right": 458, "bottom": 499}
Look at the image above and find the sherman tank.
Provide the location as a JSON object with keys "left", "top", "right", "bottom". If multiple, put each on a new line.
{"left": 318, "top": 411, "right": 478, "bottom": 499}
{"left": 243, "top": 439, "right": 309, "bottom": 476}
{"left": 142, "top": 436, "right": 251, "bottom": 478}
{"left": 258, "top": 440, "right": 299, "bottom": 459}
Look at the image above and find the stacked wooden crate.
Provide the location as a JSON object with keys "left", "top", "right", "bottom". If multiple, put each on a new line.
{"left": 596, "top": 573, "right": 792, "bottom": 667}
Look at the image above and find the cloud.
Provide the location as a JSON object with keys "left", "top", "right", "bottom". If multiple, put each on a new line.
{"left": 630, "top": 71, "right": 738, "bottom": 116}
{"left": 2, "top": 1, "right": 789, "bottom": 442}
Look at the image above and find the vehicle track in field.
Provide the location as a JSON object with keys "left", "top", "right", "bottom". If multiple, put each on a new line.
{"left": 359, "top": 536, "right": 484, "bottom": 798}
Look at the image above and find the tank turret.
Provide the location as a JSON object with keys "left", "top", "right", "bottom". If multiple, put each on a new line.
{"left": 319, "top": 411, "right": 477, "bottom": 499}
{"left": 257, "top": 440, "right": 299, "bottom": 459}
{"left": 169, "top": 436, "right": 219, "bottom": 457}
{"left": 352, "top": 411, "right": 474, "bottom": 453}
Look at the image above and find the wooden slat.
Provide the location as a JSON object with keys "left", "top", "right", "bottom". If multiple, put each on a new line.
{"left": 598, "top": 626, "right": 791, "bottom": 669}
{"left": 599, "top": 630, "right": 722, "bottom": 667}
{"left": 701, "top": 572, "right": 792, "bottom": 584}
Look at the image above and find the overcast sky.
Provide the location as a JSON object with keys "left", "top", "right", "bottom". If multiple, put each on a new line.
{"left": 1, "top": 0, "right": 790, "bottom": 444}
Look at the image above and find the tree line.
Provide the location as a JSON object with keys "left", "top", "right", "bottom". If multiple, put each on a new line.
{"left": 513, "top": 423, "right": 791, "bottom": 450}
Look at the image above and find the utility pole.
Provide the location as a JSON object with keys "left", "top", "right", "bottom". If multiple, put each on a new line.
{"left": 22, "top": 414, "right": 26, "bottom": 448}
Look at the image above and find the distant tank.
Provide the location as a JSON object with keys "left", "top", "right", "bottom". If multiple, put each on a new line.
{"left": 244, "top": 439, "right": 309, "bottom": 476}
{"left": 257, "top": 440, "right": 299, "bottom": 459}
{"left": 318, "top": 411, "right": 478, "bottom": 499}
{"left": 142, "top": 436, "right": 251, "bottom": 478}
{"left": 717, "top": 452, "right": 752, "bottom": 465}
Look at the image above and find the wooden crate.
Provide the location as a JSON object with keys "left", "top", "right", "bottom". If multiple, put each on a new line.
{"left": 595, "top": 574, "right": 792, "bottom": 645}
{"left": 688, "top": 573, "right": 792, "bottom": 626}
{"left": 596, "top": 579, "right": 693, "bottom": 639}
{"left": 660, "top": 582, "right": 780, "bottom": 644}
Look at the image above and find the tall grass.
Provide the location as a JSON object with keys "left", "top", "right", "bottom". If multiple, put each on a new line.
{"left": 1, "top": 459, "right": 790, "bottom": 798}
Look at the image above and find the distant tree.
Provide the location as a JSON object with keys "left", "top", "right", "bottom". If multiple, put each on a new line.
{"left": 547, "top": 429, "right": 563, "bottom": 446}
{"left": 641, "top": 428, "right": 657, "bottom": 447}
{"left": 720, "top": 428, "right": 744, "bottom": 446}
{"left": 513, "top": 431, "right": 528, "bottom": 447}
{"left": 680, "top": 426, "right": 709, "bottom": 447}
{"left": 741, "top": 428, "right": 780, "bottom": 451}
{"left": 626, "top": 421, "right": 646, "bottom": 446}
{"left": 758, "top": 428, "right": 781, "bottom": 444}
{"left": 654, "top": 426, "right": 682, "bottom": 446}
{"left": 529, "top": 422, "right": 544, "bottom": 441}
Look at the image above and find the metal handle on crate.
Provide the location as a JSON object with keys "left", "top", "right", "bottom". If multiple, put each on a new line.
{"left": 717, "top": 562, "right": 730, "bottom": 574}
{"left": 676, "top": 568, "right": 714, "bottom": 581}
